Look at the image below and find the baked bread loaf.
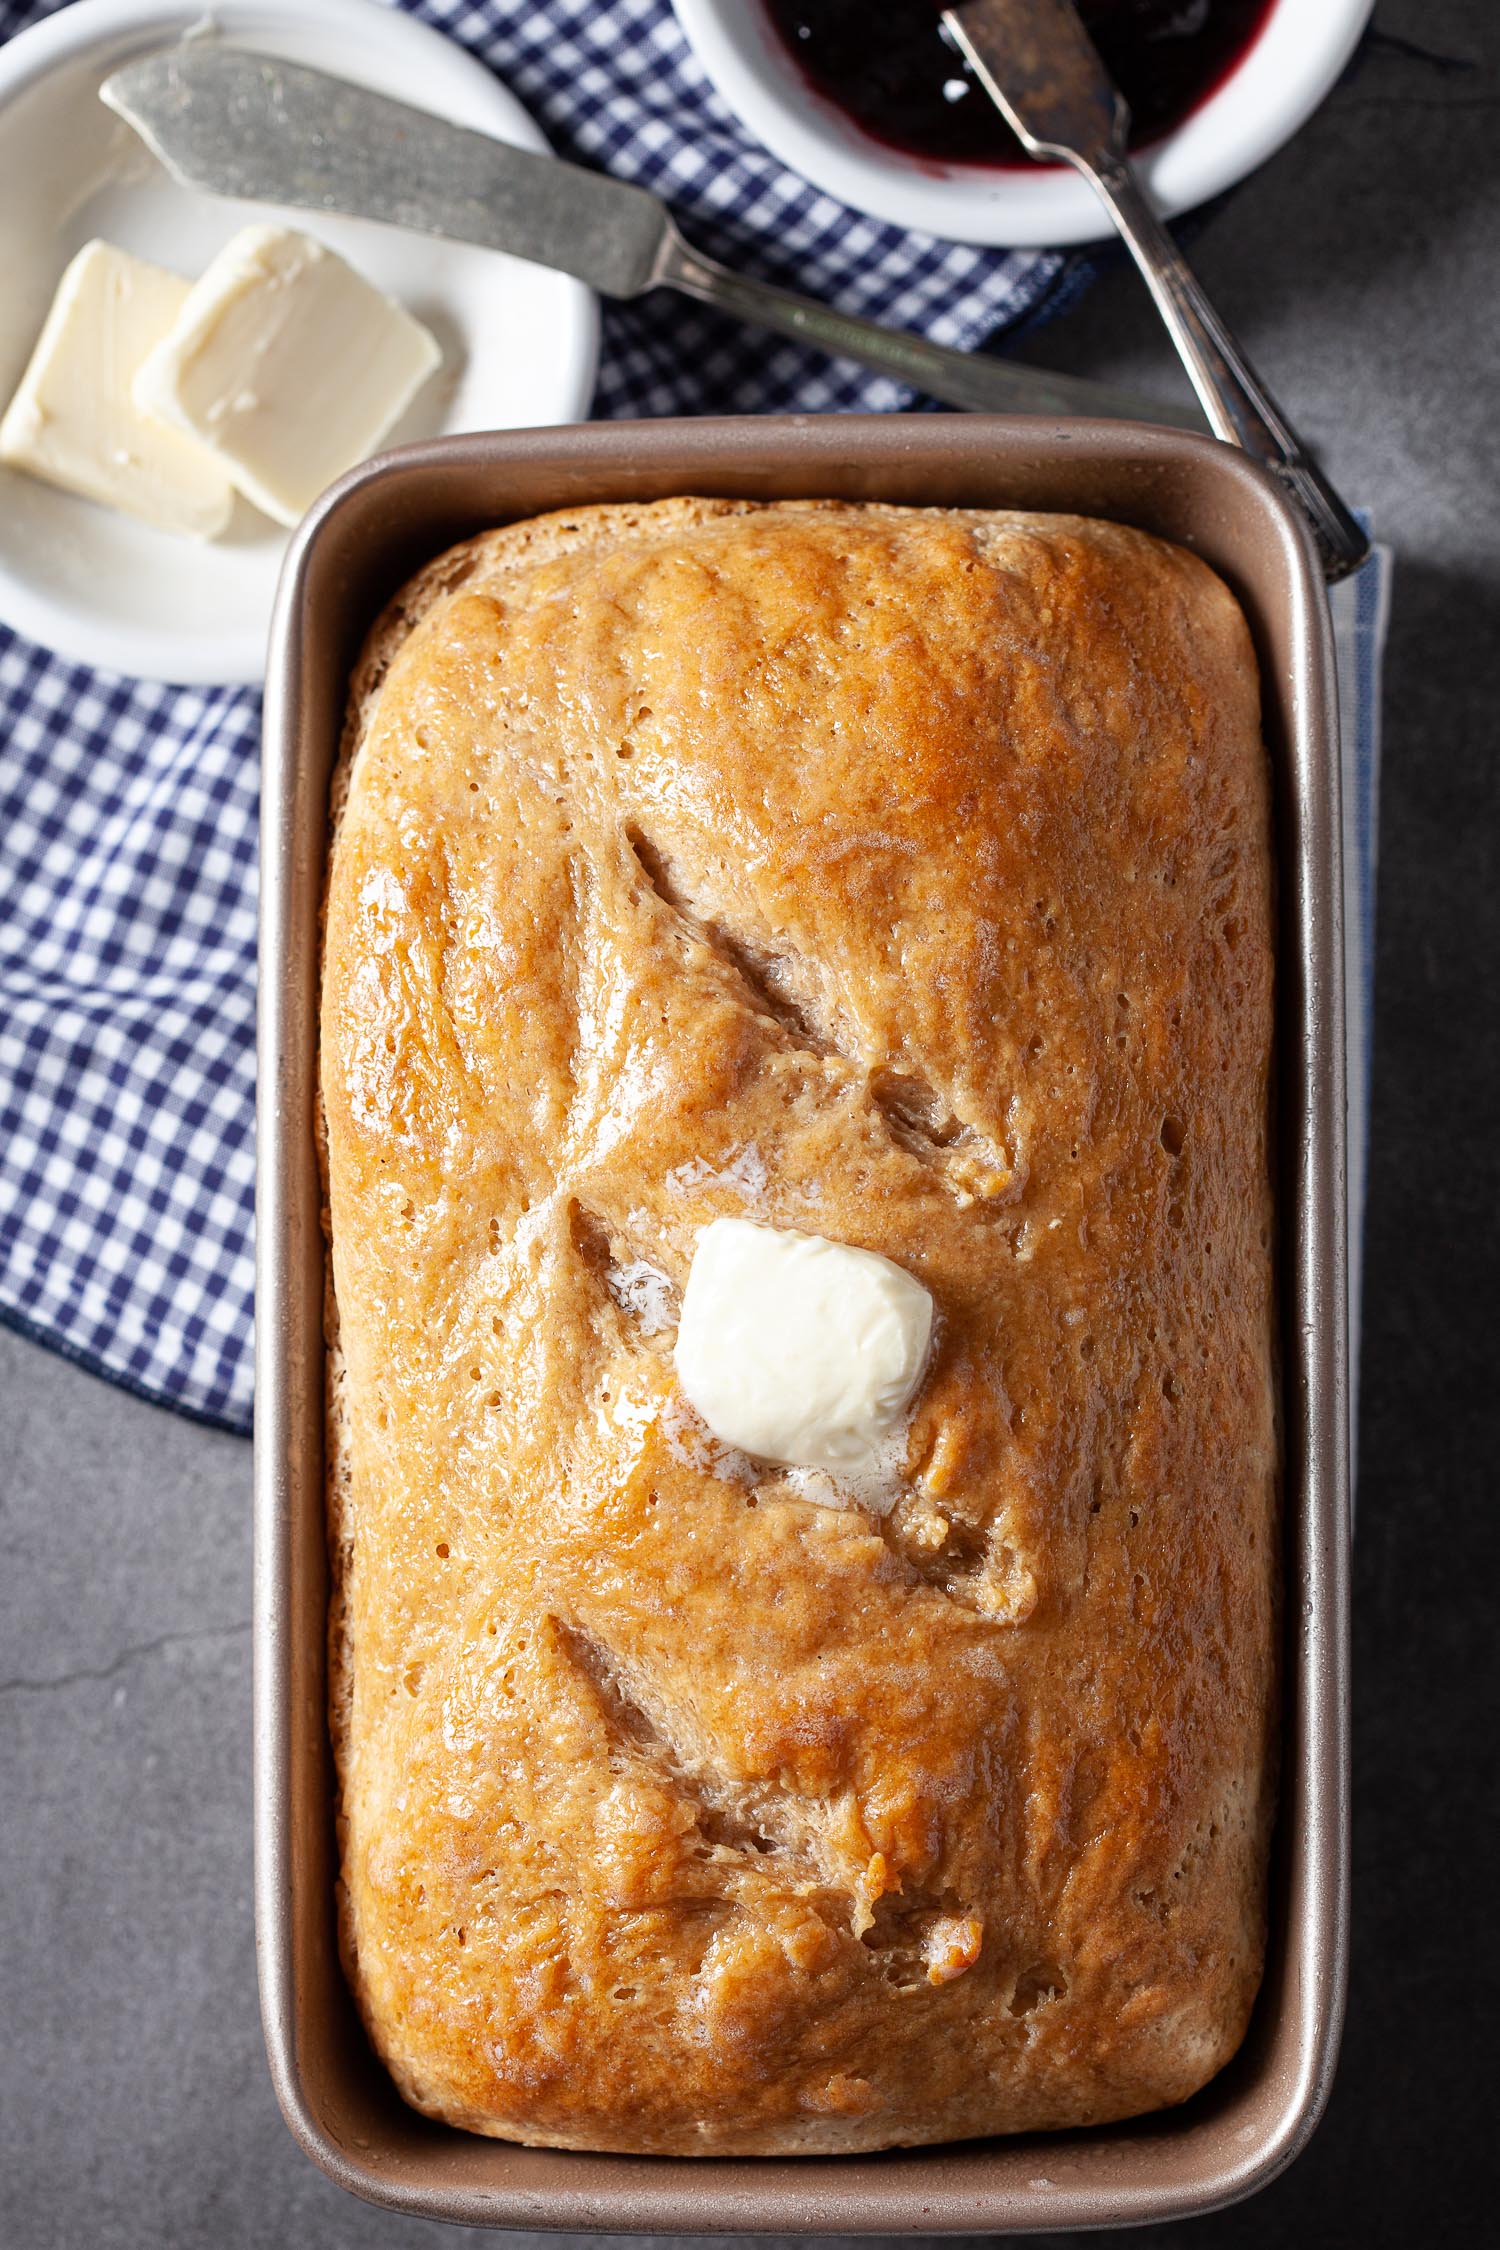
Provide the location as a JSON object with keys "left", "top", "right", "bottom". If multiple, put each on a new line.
{"left": 320, "top": 497, "right": 1277, "bottom": 2156}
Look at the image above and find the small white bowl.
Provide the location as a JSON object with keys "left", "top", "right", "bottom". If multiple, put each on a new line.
{"left": 672, "top": 0, "right": 1374, "bottom": 249}
{"left": 0, "top": 0, "right": 599, "bottom": 683}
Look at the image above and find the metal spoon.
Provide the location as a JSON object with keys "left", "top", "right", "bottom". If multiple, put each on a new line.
{"left": 942, "top": 0, "right": 1370, "bottom": 579}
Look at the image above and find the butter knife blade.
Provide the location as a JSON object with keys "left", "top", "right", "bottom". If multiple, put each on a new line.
{"left": 103, "top": 46, "right": 670, "bottom": 295}
{"left": 101, "top": 45, "right": 1205, "bottom": 430}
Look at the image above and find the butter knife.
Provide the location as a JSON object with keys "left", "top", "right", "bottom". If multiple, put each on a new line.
{"left": 100, "top": 45, "right": 1203, "bottom": 431}
{"left": 942, "top": 0, "right": 1369, "bottom": 577}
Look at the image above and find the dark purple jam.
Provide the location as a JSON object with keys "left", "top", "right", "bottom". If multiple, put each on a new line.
{"left": 762, "top": 0, "right": 1276, "bottom": 170}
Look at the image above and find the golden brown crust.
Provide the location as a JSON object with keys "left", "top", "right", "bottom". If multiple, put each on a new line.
{"left": 320, "top": 498, "right": 1277, "bottom": 2155}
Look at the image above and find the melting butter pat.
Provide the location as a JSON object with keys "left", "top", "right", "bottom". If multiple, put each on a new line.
{"left": 134, "top": 225, "right": 441, "bottom": 527}
{"left": 0, "top": 241, "right": 235, "bottom": 538}
{"left": 674, "top": 1218, "right": 933, "bottom": 1475}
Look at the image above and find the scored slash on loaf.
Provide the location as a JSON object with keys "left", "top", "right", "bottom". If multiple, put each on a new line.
{"left": 319, "top": 496, "right": 1277, "bottom": 2155}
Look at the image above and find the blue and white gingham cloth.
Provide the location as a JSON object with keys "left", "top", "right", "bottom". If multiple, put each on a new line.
{"left": 1331, "top": 542, "right": 1390, "bottom": 1414}
{"left": 0, "top": 0, "right": 1388, "bottom": 1435}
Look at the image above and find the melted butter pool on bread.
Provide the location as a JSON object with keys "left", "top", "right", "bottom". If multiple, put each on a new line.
{"left": 320, "top": 497, "right": 1278, "bottom": 2155}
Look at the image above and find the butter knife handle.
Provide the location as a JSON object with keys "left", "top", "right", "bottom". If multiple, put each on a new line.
{"left": 1085, "top": 152, "right": 1369, "bottom": 578}
{"left": 655, "top": 229, "right": 1204, "bottom": 431}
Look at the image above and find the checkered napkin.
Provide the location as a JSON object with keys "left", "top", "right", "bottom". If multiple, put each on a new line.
{"left": 0, "top": 0, "right": 1388, "bottom": 1435}
{"left": 1331, "top": 543, "right": 1390, "bottom": 1416}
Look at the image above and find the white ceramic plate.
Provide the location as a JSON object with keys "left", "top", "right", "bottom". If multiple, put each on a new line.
{"left": 673, "top": 0, "right": 1374, "bottom": 251}
{"left": 0, "top": 0, "right": 599, "bottom": 683}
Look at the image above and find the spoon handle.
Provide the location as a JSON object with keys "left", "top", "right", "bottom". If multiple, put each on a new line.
{"left": 1083, "top": 149, "right": 1369, "bottom": 579}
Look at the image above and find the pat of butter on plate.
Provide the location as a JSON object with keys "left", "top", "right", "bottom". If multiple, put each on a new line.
{"left": 133, "top": 224, "right": 442, "bottom": 527}
{"left": 0, "top": 241, "right": 235, "bottom": 540}
{"left": 674, "top": 1217, "right": 934, "bottom": 1477}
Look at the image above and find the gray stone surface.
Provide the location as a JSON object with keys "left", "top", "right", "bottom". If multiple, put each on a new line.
{"left": 3, "top": 2, "right": 1497, "bottom": 2243}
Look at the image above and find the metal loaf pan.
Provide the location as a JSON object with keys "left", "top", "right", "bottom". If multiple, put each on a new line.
{"left": 256, "top": 416, "right": 1350, "bottom": 2233}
